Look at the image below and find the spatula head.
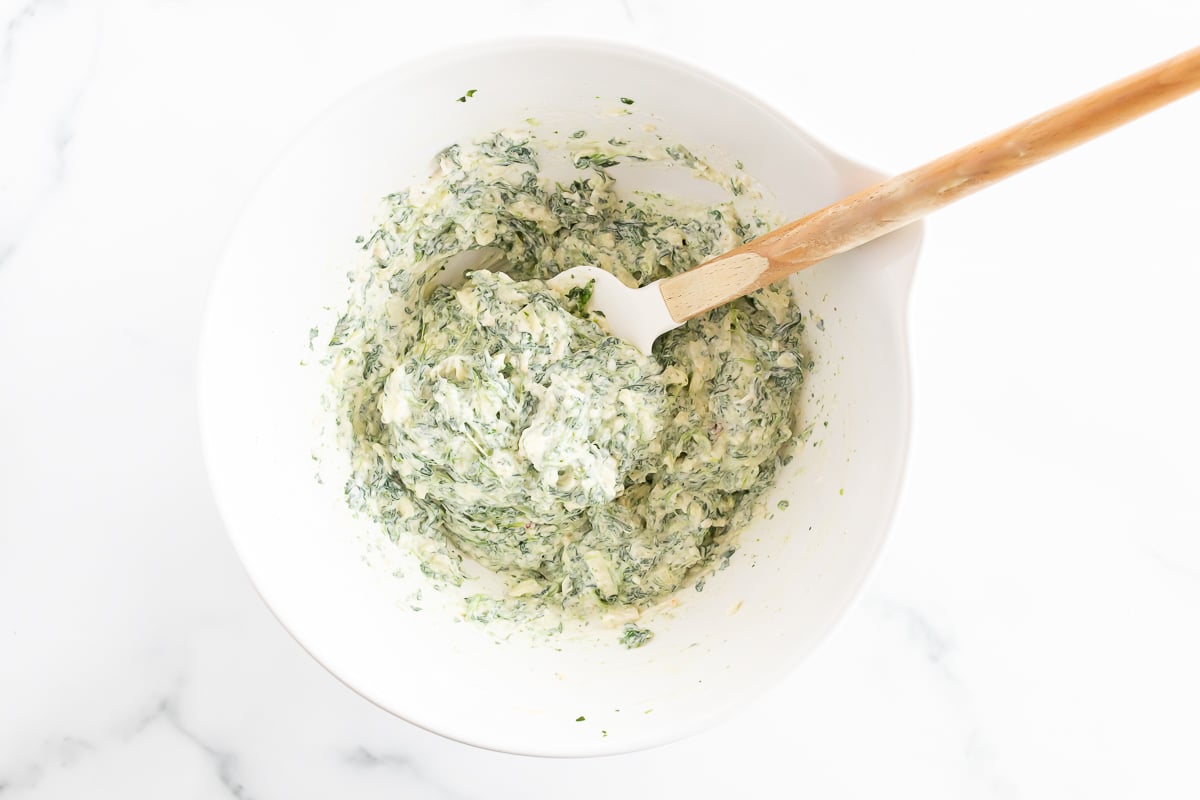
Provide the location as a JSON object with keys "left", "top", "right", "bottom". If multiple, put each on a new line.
{"left": 548, "top": 265, "right": 680, "bottom": 355}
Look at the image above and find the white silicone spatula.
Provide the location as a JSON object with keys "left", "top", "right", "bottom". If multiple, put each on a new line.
{"left": 549, "top": 46, "right": 1200, "bottom": 354}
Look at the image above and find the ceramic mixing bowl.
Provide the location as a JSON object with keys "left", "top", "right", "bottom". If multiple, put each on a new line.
{"left": 198, "top": 37, "right": 921, "bottom": 756}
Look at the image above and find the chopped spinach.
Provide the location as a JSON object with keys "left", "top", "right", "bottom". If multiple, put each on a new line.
{"left": 324, "top": 129, "right": 808, "bottom": 628}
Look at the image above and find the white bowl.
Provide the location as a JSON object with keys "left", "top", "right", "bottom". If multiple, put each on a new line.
{"left": 198, "top": 37, "right": 921, "bottom": 756}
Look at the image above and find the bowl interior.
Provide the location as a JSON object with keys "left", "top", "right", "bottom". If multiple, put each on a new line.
{"left": 199, "top": 39, "right": 921, "bottom": 756}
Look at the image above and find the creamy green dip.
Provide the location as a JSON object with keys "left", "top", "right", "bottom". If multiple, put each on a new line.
{"left": 325, "top": 129, "right": 809, "bottom": 625}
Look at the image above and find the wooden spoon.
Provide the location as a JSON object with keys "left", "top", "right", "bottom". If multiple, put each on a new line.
{"left": 550, "top": 46, "right": 1200, "bottom": 354}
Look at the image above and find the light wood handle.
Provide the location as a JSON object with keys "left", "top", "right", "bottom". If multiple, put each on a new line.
{"left": 659, "top": 46, "right": 1200, "bottom": 322}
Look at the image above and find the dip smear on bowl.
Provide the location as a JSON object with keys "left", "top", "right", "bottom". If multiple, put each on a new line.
{"left": 325, "top": 129, "right": 810, "bottom": 628}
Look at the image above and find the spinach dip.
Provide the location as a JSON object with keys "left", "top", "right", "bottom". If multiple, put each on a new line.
{"left": 324, "top": 129, "right": 809, "bottom": 628}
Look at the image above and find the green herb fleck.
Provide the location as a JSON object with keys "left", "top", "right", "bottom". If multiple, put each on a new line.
{"left": 575, "top": 153, "right": 620, "bottom": 169}
{"left": 620, "top": 624, "right": 654, "bottom": 649}
{"left": 620, "top": 97, "right": 635, "bottom": 105}
{"left": 565, "top": 278, "right": 595, "bottom": 316}
{"left": 734, "top": 160, "right": 744, "bottom": 170}
{"left": 570, "top": 129, "right": 587, "bottom": 139}
{"left": 575, "top": 715, "right": 586, "bottom": 722}
{"left": 777, "top": 500, "right": 789, "bottom": 510}
{"left": 456, "top": 88, "right": 478, "bottom": 103}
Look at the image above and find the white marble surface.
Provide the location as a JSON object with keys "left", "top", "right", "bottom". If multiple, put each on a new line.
{"left": 2, "top": 0, "right": 1199, "bottom": 796}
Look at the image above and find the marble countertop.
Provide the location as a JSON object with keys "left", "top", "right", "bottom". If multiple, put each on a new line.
{"left": 2, "top": 1, "right": 1199, "bottom": 797}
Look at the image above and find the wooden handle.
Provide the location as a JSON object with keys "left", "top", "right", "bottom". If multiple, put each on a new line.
{"left": 660, "top": 46, "right": 1200, "bottom": 322}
